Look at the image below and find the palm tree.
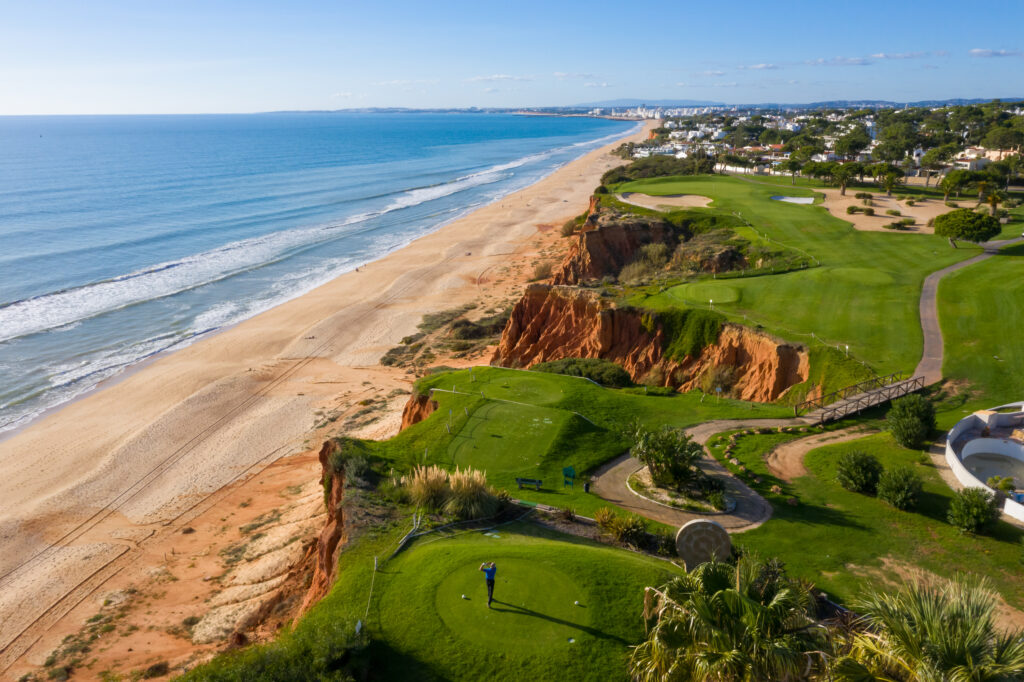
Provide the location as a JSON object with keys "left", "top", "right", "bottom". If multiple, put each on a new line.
{"left": 833, "top": 164, "right": 856, "bottom": 196}
{"left": 832, "top": 574, "right": 1024, "bottom": 681}
{"left": 881, "top": 168, "right": 905, "bottom": 197}
{"left": 630, "top": 558, "right": 827, "bottom": 681}
{"left": 976, "top": 178, "right": 994, "bottom": 206}
{"left": 985, "top": 188, "right": 1006, "bottom": 217}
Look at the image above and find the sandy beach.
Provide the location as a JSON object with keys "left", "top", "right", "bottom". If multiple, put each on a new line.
{"left": 0, "top": 120, "right": 653, "bottom": 672}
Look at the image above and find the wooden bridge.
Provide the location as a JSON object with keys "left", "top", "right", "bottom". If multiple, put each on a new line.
{"left": 795, "top": 372, "right": 926, "bottom": 424}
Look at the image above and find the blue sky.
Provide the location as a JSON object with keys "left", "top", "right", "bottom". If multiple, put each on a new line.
{"left": 1, "top": 0, "right": 1022, "bottom": 114}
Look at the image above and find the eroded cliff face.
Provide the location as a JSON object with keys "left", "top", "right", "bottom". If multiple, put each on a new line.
{"left": 298, "top": 440, "right": 347, "bottom": 613}
{"left": 492, "top": 284, "right": 807, "bottom": 402}
{"left": 552, "top": 209, "right": 678, "bottom": 285}
{"left": 400, "top": 394, "right": 438, "bottom": 431}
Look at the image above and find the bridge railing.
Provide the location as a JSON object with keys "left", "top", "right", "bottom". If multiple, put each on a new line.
{"left": 802, "top": 376, "right": 925, "bottom": 424}
{"left": 794, "top": 371, "right": 908, "bottom": 416}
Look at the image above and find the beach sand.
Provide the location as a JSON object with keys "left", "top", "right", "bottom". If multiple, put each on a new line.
{"left": 0, "top": 120, "right": 653, "bottom": 672}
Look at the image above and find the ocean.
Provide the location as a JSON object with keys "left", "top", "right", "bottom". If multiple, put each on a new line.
{"left": 0, "top": 112, "right": 637, "bottom": 435}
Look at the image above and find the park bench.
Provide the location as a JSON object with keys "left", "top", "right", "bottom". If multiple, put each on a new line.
{"left": 515, "top": 477, "right": 542, "bottom": 491}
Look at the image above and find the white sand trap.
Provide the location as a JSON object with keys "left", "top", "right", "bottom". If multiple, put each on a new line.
{"left": 771, "top": 195, "right": 815, "bottom": 205}
{"left": 617, "top": 192, "right": 712, "bottom": 210}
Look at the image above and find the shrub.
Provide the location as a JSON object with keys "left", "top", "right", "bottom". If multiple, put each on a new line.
{"left": 533, "top": 357, "right": 633, "bottom": 387}
{"left": 344, "top": 455, "right": 372, "bottom": 484}
{"left": 593, "top": 185, "right": 609, "bottom": 195}
{"left": 946, "top": 200, "right": 959, "bottom": 208}
{"left": 652, "top": 528, "right": 677, "bottom": 557}
{"left": 987, "top": 475, "right": 1016, "bottom": 492}
{"left": 707, "top": 490, "right": 727, "bottom": 511}
{"left": 404, "top": 465, "right": 450, "bottom": 511}
{"left": 887, "top": 394, "right": 936, "bottom": 449}
{"left": 444, "top": 467, "right": 499, "bottom": 520}
{"left": 593, "top": 506, "right": 618, "bottom": 531}
{"left": 846, "top": 205, "right": 860, "bottom": 214}
{"left": 906, "top": 199, "right": 916, "bottom": 206}
{"left": 863, "top": 207, "right": 875, "bottom": 216}
{"left": 948, "top": 488, "right": 999, "bottom": 533}
{"left": 640, "top": 241, "right": 670, "bottom": 268}
{"left": 885, "top": 209, "right": 901, "bottom": 216}
{"left": 561, "top": 219, "right": 578, "bottom": 237}
{"left": 531, "top": 262, "right": 553, "bottom": 281}
{"left": 631, "top": 425, "right": 704, "bottom": 488}
{"left": 877, "top": 465, "right": 923, "bottom": 510}
{"left": 609, "top": 513, "right": 648, "bottom": 545}
{"left": 854, "top": 192, "right": 873, "bottom": 200}
{"left": 619, "top": 259, "right": 655, "bottom": 285}
{"left": 836, "top": 451, "right": 883, "bottom": 494}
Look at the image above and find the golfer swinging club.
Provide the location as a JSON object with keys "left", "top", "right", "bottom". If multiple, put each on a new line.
{"left": 479, "top": 561, "right": 497, "bottom": 607}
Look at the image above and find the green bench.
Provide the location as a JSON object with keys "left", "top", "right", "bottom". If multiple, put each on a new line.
{"left": 515, "top": 477, "right": 542, "bottom": 491}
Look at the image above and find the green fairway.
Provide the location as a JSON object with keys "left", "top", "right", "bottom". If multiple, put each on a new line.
{"left": 344, "top": 522, "right": 677, "bottom": 681}
{"left": 613, "top": 175, "right": 978, "bottom": 375}
{"left": 380, "top": 367, "right": 790, "bottom": 516}
{"left": 937, "top": 242, "right": 1024, "bottom": 415}
{"left": 727, "top": 432, "right": 1024, "bottom": 609}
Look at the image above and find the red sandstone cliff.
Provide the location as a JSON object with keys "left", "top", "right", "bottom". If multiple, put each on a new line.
{"left": 553, "top": 209, "right": 678, "bottom": 285}
{"left": 400, "top": 394, "right": 438, "bottom": 431}
{"left": 492, "top": 284, "right": 807, "bottom": 402}
{"left": 299, "top": 440, "right": 347, "bottom": 613}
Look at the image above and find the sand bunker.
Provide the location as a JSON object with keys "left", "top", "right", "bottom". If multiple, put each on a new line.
{"left": 771, "top": 195, "right": 815, "bottom": 205}
{"left": 617, "top": 192, "right": 712, "bottom": 210}
{"left": 816, "top": 188, "right": 966, "bottom": 234}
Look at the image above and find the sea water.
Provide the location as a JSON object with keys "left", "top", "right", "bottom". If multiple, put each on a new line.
{"left": 0, "top": 113, "right": 637, "bottom": 434}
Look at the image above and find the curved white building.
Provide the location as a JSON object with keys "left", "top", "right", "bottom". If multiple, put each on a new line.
{"left": 946, "top": 401, "right": 1024, "bottom": 523}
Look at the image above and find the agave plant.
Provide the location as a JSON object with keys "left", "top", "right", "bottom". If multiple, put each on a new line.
{"left": 630, "top": 557, "right": 827, "bottom": 681}
{"left": 833, "top": 574, "right": 1024, "bottom": 681}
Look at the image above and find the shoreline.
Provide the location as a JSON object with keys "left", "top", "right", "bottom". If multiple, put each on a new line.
{"left": 0, "top": 121, "right": 642, "bottom": 446}
{"left": 0, "top": 119, "right": 654, "bottom": 666}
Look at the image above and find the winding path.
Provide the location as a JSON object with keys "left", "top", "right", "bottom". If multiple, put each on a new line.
{"left": 592, "top": 234, "right": 1023, "bottom": 531}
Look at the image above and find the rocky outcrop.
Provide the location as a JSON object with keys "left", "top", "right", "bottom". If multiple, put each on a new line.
{"left": 492, "top": 284, "right": 807, "bottom": 402}
{"left": 298, "top": 440, "right": 347, "bottom": 613}
{"left": 553, "top": 209, "right": 679, "bottom": 285}
{"left": 400, "top": 394, "right": 438, "bottom": 430}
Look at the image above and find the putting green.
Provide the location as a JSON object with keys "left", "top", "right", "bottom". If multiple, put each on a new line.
{"left": 435, "top": 558, "right": 588, "bottom": 650}
{"left": 666, "top": 283, "right": 741, "bottom": 305}
{"left": 448, "top": 402, "right": 567, "bottom": 472}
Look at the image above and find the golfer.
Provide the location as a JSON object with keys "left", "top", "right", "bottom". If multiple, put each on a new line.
{"left": 479, "top": 561, "right": 497, "bottom": 607}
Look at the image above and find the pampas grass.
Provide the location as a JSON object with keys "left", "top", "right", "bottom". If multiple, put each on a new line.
{"left": 404, "top": 465, "right": 450, "bottom": 511}
{"left": 402, "top": 465, "right": 499, "bottom": 519}
{"left": 444, "top": 467, "right": 499, "bottom": 520}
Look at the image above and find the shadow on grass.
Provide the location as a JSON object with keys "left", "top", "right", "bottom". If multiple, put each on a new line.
{"left": 767, "top": 499, "right": 869, "bottom": 531}
{"left": 489, "top": 600, "right": 626, "bottom": 644}
{"left": 362, "top": 639, "right": 446, "bottom": 681}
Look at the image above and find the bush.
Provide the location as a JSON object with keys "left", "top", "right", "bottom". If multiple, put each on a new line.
{"left": 593, "top": 506, "right": 618, "bottom": 530}
{"left": 836, "top": 451, "right": 883, "bottom": 494}
{"left": 631, "top": 425, "right": 704, "bottom": 488}
{"left": 619, "top": 259, "right": 655, "bottom": 285}
{"left": 946, "top": 201, "right": 959, "bottom": 207}
{"left": 344, "top": 455, "right": 372, "bottom": 484}
{"left": 707, "top": 490, "right": 727, "bottom": 511}
{"left": 887, "top": 394, "right": 936, "bottom": 449}
{"left": 640, "top": 242, "right": 670, "bottom": 268}
{"left": 948, "top": 488, "right": 999, "bottom": 533}
{"left": 863, "top": 207, "right": 875, "bottom": 216}
{"left": 404, "top": 465, "right": 450, "bottom": 511}
{"left": 906, "top": 199, "right": 916, "bottom": 206}
{"left": 561, "top": 219, "right": 578, "bottom": 237}
{"left": 533, "top": 357, "right": 633, "bottom": 387}
{"left": 854, "top": 192, "right": 873, "bottom": 200}
{"left": 532, "top": 262, "right": 554, "bottom": 281}
{"left": 846, "top": 205, "right": 860, "bottom": 214}
{"left": 877, "top": 465, "right": 923, "bottom": 510}
{"left": 885, "top": 209, "right": 901, "bottom": 216}
{"left": 443, "top": 467, "right": 499, "bottom": 520}
{"left": 610, "top": 513, "right": 648, "bottom": 545}
{"left": 987, "top": 475, "right": 1016, "bottom": 492}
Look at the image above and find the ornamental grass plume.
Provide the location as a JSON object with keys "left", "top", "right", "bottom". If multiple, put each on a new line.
{"left": 404, "top": 465, "right": 450, "bottom": 512}
{"left": 444, "top": 467, "right": 499, "bottom": 520}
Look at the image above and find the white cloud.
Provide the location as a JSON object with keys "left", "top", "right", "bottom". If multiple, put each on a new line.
{"left": 466, "top": 74, "right": 532, "bottom": 82}
{"left": 739, "top": 63, "right": 778, "bottom": 70}
{"left": 701, "top": 70, "right": 725, "bottom": 76}
{"left": 712, "top": 82, "right": 738, "bottom": 88}
{"left": 870, "top": 51, "right": 926, "bottom": 60}
{"left": 583, "top": 82, "right": 611, "bottom": 88}
{"left": 482, "top": 87, "right": 499, "bottom": 93}
{"left": 675, "top": 82, "right": 689, "bottom": 87}
{"left": 374, "top": 78, "right": 439, "bottom": 86}
{"left": 331, "top": 91, "right": 354, "bottom": 98}
{"left": 806, "top": 56, "right": 873, "bottom": 66}
{"left": 969, "top": 48, "right": 1021, "bottom": 58}
{"left": 553, "top": 72, "right": 594, "bottom": 79}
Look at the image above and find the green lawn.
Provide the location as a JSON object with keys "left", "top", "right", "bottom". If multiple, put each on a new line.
{"left": 728, "top": 432, "right": 1024, "bottom": 609}
{"left": 325, "top": 521, "right": 678, "bottom": 681}
{"left": 614, "top": 175, "right": 978, "bottom": 376}
{"left": 372, "top": 366, "right": 791, "bottom": 517}
{"left": 937, "top": 242, "right": 1024, "bottom": 417}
